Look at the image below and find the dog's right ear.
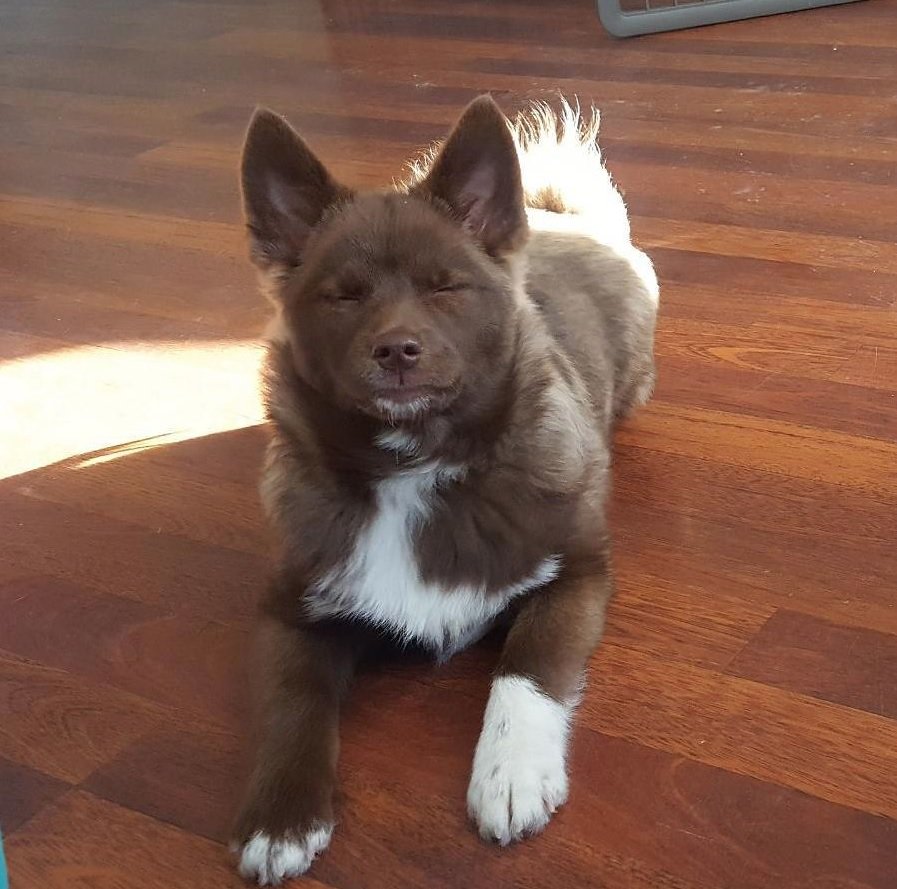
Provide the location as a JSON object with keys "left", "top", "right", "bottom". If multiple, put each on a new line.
{"left": 241, "top": 108, "right": 350, "bottom": 273}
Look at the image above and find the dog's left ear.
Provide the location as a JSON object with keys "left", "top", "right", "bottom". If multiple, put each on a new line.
{"left": 413, "top": 95, "right": 527, "bottom": 256}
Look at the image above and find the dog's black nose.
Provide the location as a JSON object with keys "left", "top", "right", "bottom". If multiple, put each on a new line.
{"left": 372, "top": 335, "right": 422, "bottom": 372}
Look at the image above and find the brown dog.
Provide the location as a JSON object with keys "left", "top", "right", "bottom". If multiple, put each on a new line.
{"left": 233, "top": 95, "right": 658, "bottom": 885}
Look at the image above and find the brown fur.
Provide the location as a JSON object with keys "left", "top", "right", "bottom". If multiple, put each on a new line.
{"left": 232, "top": 95, "right": 657, "bottom": 881}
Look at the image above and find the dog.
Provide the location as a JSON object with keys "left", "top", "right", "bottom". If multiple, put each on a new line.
{"left": 232, "top": 95, "right": 658, "bottom": 885}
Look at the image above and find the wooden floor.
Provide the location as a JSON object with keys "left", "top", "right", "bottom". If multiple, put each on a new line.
{"left": 2, "top": 0, "right": 896, "bottom": 886}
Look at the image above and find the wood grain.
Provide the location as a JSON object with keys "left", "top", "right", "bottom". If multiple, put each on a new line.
{"left": 0, "top": 493, "right": 263, "bottom": 620}
{"left": 2, "top": 0, "right": 896, "bottom": 886}
{"left": 0, "top": 651, "right": 168, "bottom": 784}
{"left": 0, "top": 757, "right": 69, "bottom": 835}
{"left": 0, "top": 576, "right": 250, "bottom": 726}
{"left": 727, "top": 610, "right": 897, "bottom": 719}
{"left": 82, "top": 725, "right": 243, "bottom": 844}
{"left": 5, "top": 791, "right": 288, "bottom": 889}
{"left": 582, "top": 644, "right": 897, "bottom": 821}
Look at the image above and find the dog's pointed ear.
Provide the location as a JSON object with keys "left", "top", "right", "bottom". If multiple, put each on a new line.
{"left": 241, "top": 108, "right": 350, "bottom": 272}
{"left": 412, "top": 95, "right": 527, "bottom": 256}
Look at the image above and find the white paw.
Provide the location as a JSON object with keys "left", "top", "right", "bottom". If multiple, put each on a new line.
{"left": 237, "top": 824, "right": 333, "bottom": 885}
{"left": 467, "top": 675, "right": 571, "bottom": 845}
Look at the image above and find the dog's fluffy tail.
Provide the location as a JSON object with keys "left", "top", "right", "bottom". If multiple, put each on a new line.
{"left": 510, "top": 98, "right": 631, "bottom": 246}
{"left": 404, "top": 97, "right": 633, "bottom": 247}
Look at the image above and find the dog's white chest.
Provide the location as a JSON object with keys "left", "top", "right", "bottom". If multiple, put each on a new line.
{"left": 309, "top": 466, "right": 559, "bottom": 655}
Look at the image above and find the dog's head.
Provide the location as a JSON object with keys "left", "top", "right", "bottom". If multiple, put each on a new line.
{"left": 241, "top": 96, "right": 528, "bottom": 426}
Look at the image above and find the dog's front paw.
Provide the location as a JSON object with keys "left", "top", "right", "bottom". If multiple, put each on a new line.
{"left": 467, "top": 675, "right": 571, "bottom": 845}
{"left": 236, "top": 824, "right": 333, "bottom": 886}
{"left": 233, "top": 780, "right": 335, "bottom": 886}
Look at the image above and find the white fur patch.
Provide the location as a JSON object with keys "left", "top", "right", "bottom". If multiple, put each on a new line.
{"left": 512, "top": 99, "right": 631, "bottom": 248}
{"left": 375, "top": 427, "right": 422, "bottom": 456}
{"left": 310, "top": 466, "right": 560, "bottom": 655}
{"left": 512, "top": 100, "right": 660, "bottom": 312}
{"left": 373, "top": 395, "right": 433, "bottom": 422}
{"left": 238, "top": 825, "right": 332, "bottom": 886}
{"left": 467, "top": 675, "right": 571, "bottom": 845}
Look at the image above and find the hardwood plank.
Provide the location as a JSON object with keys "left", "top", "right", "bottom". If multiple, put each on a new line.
{"left": 655, "top": 355, "right": 897, "bottom": 443}
{"left": 0, "top": 146, "right": 242, "bottom": 227}
{"left": 633, "top": 216, "right": 897, "bottom": 275}
{"left": 612, "top": 533, "right": 897, "bottom": 640}
{"left": 207, "top": 27, "right": 897, "bottom": 83}
{"left": 0, "top": 576, "right": 249, "bottom": 726}
{"left": 727, "top": 610, "right": 897, "bottom": 719}
{"left": 138, "top": 135, "right": 416, "bottom": 189}
{"left": 656, "top": 318, "right": 897, "bottom": 393}
{"left": 605, "top": 573, "right": 775, "bottom": 670}
{"left": 611, "top": 499, "right": 897, "bottom": 636}
{"left": 5, "top": 790, "right": 324, "bottom": 889}
{"left": 615, "top": 403, "right": 897, "bottom": 498}
{"left": 0, "top": 651, "right": 168, "bottom": 783}
{"left": 83, "top": 724, "right": 242, "bottom": 844}
{"left": 0, "top": 87, "right": 216, "bottom": 150}
{"left": 0, "top": 249, "right": 261, "bottom": 342}
{"left": 615, "top": 487, "right": 896, "bottom": 593}
{"left": 612, "top": 448, "right": 896, "bottom": 550}
{"left": 654, "top": 249, "right": 895, "bottom": 310}
{"left": 580, "top": 644, "right": 897, "bottom": 820}
{"left": 14, "top": 443, "right": 266, "bottom": 554}
{"left": 0, "top": 756, "right": 69, "bottom": 835}
{"left": 341, "top": 65, "right": 897, "bottom": 139}
{"left": 131, "top": 422, "right": 268, "bottom": 488}
{"left": 0, "top": 494, "right": 263, "bottom": 621}
{"left": 0, "top": 194, "right": 243, "bottom": 255}
{"left": 477, "top": 54, "right": 896, "bottom": 100}
{"left": 579, "top": 734, "right": 897, "bottom": 889}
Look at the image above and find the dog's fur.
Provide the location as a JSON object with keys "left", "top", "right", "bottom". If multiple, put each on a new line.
{"left": 233, "top": 95, "right": 658, "bottom": 885}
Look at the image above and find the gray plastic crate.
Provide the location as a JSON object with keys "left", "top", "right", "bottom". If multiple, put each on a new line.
{"left": 597, "top": 0, "right": 865, "bottom": 37}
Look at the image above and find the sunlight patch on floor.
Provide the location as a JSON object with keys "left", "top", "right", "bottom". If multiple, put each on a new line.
{"left": 1, "top": 339, "right": 266, "bottom": 479}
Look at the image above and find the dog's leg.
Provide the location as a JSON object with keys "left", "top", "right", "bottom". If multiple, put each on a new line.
{"left": 467, "top": 552, "right": 612, "bottom": 845}
{"left": 233, "top": 612, "right": 361, "bottom": 885}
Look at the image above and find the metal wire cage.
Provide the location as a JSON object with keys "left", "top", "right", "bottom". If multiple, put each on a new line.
{"left": 596, "top": 0, "right": 865, "bottom": 37}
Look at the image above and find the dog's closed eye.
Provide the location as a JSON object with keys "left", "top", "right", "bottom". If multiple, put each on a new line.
{"left": 430, "top": 274, "right": 468, "bottom": 295}
{"left": 320, "top": 279, "right": 367, "bottom": 304}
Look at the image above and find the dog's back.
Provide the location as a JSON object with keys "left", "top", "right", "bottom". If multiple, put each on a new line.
{"left": 516, "top": 102, "right": 658, "bottom": 425}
